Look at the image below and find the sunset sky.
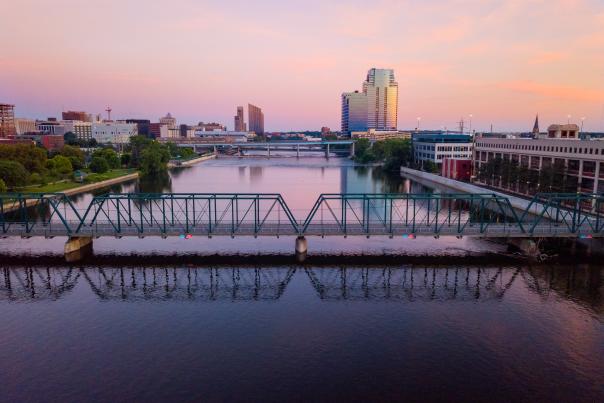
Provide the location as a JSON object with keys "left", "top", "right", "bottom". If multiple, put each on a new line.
{"left": 1, "top": 0, "right": 603, "bottom": 132}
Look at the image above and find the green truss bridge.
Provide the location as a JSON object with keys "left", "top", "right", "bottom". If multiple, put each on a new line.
{"left": 1, "top": 192, "right": 603, "bottom": 259}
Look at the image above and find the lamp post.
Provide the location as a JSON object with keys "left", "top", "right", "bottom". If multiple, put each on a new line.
{"left": 469, "top": 114, "right": 473, "bottom": 134}
{"left": 581, "top": 117, "right": 586, "bottom": 133}
{"left": 417, "top": 117, "right": 421, "bottom": 131}
{"left": 567, "top": 114, "right": 572, "bottom": 124}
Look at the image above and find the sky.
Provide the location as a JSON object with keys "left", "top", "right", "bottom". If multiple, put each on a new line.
{"left": 1, "top": 0, "right": 604, "bottom": 132}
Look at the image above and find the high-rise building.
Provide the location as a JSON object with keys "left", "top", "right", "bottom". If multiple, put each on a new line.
{"left": 234, "top": 106, "right": 246, "bottom": 132}
{"left": 362, "top": 68, "right": 398, "bottom": 130}
{"left": 63, "top": 120, "right": 92, "bottom": 142}
{"left": 0, "top": 103, "right": 16, "bottom": 138}
{"left": 248, "top": 104, "right": 264, "bottom": 135}
{"left": 341, "top": 91, "right": 368, "bottom": 133}
{"left": 62, "top": 110, "right": 92, "bottom": 122}
{"left": 159, "top": 113, "right": 177, "bottom": 129}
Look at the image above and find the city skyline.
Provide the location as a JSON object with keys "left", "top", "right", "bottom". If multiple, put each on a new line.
{"left": 1, "top": 0, "right": 604, "bottom": 131}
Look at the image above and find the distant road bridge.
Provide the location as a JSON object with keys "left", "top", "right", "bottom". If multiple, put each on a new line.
{"left": 1, "top": 192, "right": 603, "bottom": 260}
{"left": 171, "top": 140, "right": 355, "bottom": 157}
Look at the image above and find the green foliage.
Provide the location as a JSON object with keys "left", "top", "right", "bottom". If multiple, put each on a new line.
{"left": 0, "top": 144, "right": 48, "bottom": 174}
{"left": 121, "top": 153, "right": 131, "bottom": 167}
{"left": 128, "top": 135, "right": 152, "bottom": 168}
{"left": 383, "top": 139, "right": 413, "bottom": 171}
{"left": 89, "top": 156, "right": 109, "bottom": 173}
{"left": 93, "top": 148, "right": 120, "bottom": 169}
{"left": 0, "top": 160, "right": 30, "bottom": 188}
{"left": 422, "top": 160, "right": 439, "bottom": 174}
{"left": 50, "top": 155, "right": 73, "bottom": 177}
{"left": 140, "top": 142, "right": 170, "bottom": 176}
{"left": 0, "top": 178, "right": 6, "bottom": 193}
{"left": 63, "top": 132, "right": 78, "bottom": 145}
{"left": 29, "top": 172, "right": 42, "bottom": 185}
{"left": 60, "top": 145, "right": 85, "bottom": 170}
{"left": 354, "top": 138, "right": 413, "bottom": 170}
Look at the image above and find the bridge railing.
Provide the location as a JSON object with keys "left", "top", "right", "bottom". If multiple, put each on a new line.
{"left": 520, "top": 193, "right": 604, "bottom": 235}
{"left": 0, "top": 193, "right": 82, "bottom": 235}
{"left": 1, "top": 192, "right": 603, "bottom": 237}
{"left": 76, "top": 193, "right": 300, "bottom": 236}
{"left": 300, "top": 193, "right": 524, "bottom": 235}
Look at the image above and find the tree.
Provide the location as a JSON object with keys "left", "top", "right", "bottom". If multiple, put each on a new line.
{"left": 383, "top": 139, "right": 413, "bottom": 170}
{"left": 60, "top": 145, "right": 85, "bottom": 170}
{"left": 0, "top": 178, "right": 7, "bottom": 193}
{"left": 89, "top": 156, "right": 109, "bottom": 173}
{"left": 0, "top": 144, "right": 47, "bottom": 174}
{"left": 129, "top": 135, "right": 152, "bottom": 168}
{"left": 93, "top": 148, "right": 120, "bottom": 169}
{"left": 140, "top": 142, "right": 170, "bottom": 176}
{"left": 0, "top": 160, "right": 29, "bottom": 188}
{"left": 423, "top": 160, "right": 439, "bottom": 173}
{"left": 64, "top": 132, "right": 78, "bottom": 145}
{"left": 50, "top": 155, "right": 73, "bottom": 177}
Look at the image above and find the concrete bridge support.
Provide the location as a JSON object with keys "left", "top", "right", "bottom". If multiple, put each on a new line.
{"left": 325, "top": 144, "right": 330, "bottom": 159}
{"left": 295, "top": 236, "right": 308, "bottom": 262}
{"left": 350, "top": 142, "right": 355, "bottom": 158}
{"left": 296, "top": 144, "right": 300, "bottom": 158}
{"left": 64, "top": 236, "right": 93, "bottom": 262}
{"left": 507, "top": 238, "right": 543, "bottom": 260}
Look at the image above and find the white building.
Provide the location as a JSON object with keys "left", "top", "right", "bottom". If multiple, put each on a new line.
{"left": 351, "top": 129, "right": 411, "bottom": 141}
{"left": 413, "top": 132, "right": 473, "bottom": 166}
{"left": 63, "top": 120, "right": 92, "bottom": 142}
{"left": 37, "top": 121, "right": 66, "bottom": 135}
{"left": 474, "top": 127, "right": 604, "bottom": 194}
{"left": 92, "top": 122, "right": 137, "bottom": 144}
{"left": 159, "top": 113, "right": 177, "bottom": 129}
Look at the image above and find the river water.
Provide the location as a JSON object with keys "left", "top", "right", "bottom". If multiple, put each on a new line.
{"left": 1, "top": 156, "right": 603, "bottom": 402}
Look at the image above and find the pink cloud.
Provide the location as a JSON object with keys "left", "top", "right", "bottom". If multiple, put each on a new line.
{"left": 497, "top": 80, "right": 603, "bottom": 102}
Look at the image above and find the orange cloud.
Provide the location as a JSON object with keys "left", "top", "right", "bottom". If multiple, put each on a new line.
{"left": 497, "top": 80, "right": 603, "bottom": 102}
{"left": 528, "top": 51, "right": 567, "bottom": 64}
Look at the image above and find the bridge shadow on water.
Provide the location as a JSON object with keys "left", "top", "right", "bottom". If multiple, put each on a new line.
{"left": 1, "top": 265, "right": 602, "bottom": 312}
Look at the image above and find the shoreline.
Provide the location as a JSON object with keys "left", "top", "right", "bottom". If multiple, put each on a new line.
{"left": 168, "top": 153, "right": 215, "bottom": 168}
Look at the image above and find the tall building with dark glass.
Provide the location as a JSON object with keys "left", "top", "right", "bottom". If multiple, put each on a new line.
{"left": 341, "top": 91, "right": 368, "bottom": 133}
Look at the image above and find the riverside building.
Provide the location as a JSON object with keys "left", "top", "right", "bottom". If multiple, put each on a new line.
{"left": 341, "top": 91, "right": 368, "bottom": 133}
{"left": 413, "top": 132, "right": 473, "bottom": 167}
{"left": 0, "top": 103, "right": 16, "bottom": 138}
{"left": 473, "top": 124, "right": 604, "bottom": 194}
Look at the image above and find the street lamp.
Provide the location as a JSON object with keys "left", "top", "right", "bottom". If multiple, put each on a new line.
{"left": 417, "top": 117, "right": 421, "bottom": 131}
{"left": 581, "top": 117, "right": 586, "bottom": 133}
{"left": 567, "top": 114, "right": 572, "bottom": 124}
{"left": 469, "top": 114, "right": 473, "bottom": 134}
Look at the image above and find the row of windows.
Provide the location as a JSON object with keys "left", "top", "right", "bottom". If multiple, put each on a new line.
{"left": 476, "top": 142, "right": 602, "bottom": 155}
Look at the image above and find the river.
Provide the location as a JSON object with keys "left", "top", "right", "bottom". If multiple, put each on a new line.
{"left": 0, "top": 156, "right": 603, "bottom": 402}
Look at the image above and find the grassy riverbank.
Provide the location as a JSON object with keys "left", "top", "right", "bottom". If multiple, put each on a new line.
{"left": 17, "top": 169, "right": 137, "bottom": 193}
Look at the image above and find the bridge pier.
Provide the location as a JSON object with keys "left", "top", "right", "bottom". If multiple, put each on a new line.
{"left": 350, "top": 142, "right": 355, "bottom": 158}
{"left": 296, "top": 144, "right": 300, "bottom": 158}
{"left": 508, "top": 238, "right": 543, "bottom": 260}
{"left": 295, "top": 236, "right": 308, "bottom": 262}
{"left": 325, "top": 143, "right": 330, "bottom": 158}
{"left": 64, "top": 236, "right": 93, "bottom": 262}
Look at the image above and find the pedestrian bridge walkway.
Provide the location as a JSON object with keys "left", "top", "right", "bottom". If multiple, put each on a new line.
{"left": 1, "top": 192, "right": 603, "bottom": 239}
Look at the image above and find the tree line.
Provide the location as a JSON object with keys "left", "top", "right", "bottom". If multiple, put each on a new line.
{"left": 0, "top": 136, "right": 197, "bottom": 191}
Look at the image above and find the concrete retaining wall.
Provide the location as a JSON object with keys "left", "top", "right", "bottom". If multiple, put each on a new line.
{"left": 399, "top": 166, "right": 547, "bottom": 215}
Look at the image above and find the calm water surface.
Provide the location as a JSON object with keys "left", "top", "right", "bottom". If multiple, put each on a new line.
{"left": 1, "top": 157, "right": 603, "bottom": 402}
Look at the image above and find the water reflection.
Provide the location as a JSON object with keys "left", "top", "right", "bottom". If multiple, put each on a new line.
{"left": 306, "top": 267, "right": 519, "bottom": 301}
{"left": 1, "top": 265, "right": 602, "bottom": 311}
{"left": 81, "top": 267, "right": 294, "bottom": 301}
{"left": 1, "top": 267, "right": 79, "bottom": 301}
{"left": 136, "top": 171, "right": 173, "bottom": 193}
